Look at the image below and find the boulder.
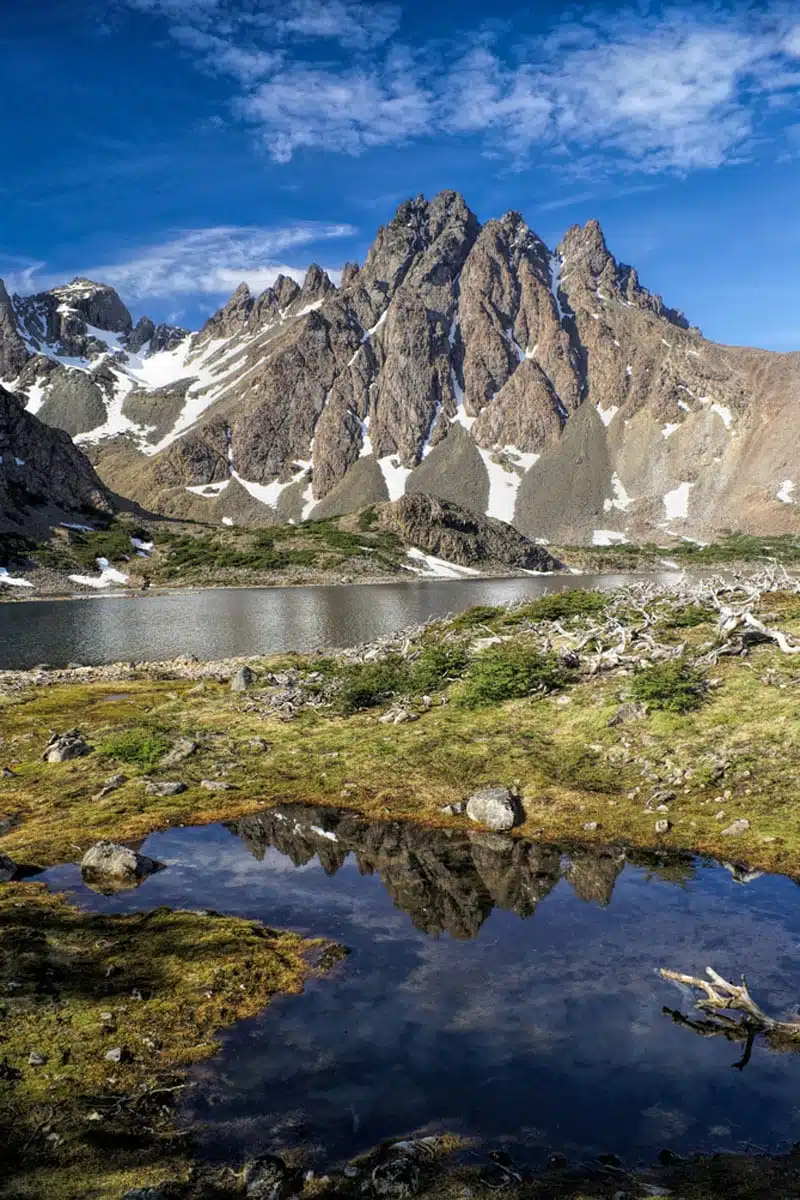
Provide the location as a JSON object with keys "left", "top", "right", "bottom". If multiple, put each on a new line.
{"left": 43, "top": 730, "right": 91, "bottom": 763}
{"left": 371, "top": 1154, "right": 421, "bottom": 1198}
{"left": 231, "top": 666, "right": 255, "bottom": 692}
{"left": 465, "top": 785, "right": 519, "bottom": 831}
{"left": 0, "top": 852, "right": 17, "bottom": 883}
{"left": 159, "top": 738, "right": 198, "bottom": 768}
{"left": 80, "top": 841, "right": 163, "bottom": 889}
{"left": 200, "top": 779, "right": 236, "bottom": 792}
{"left": 144, "top": 781, "right": 186, "bottom": 797}
{"left": 243, "top": 1154, "right": 290, "bottom": 1200}
{"left": 721, "top": 818, "right": 750, "bottom": 837}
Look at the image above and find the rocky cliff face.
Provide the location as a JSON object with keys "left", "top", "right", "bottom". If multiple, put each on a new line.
{"left": 0, "top": 385, "right": 110, "bottom": 534}
{"left": 3, "top": 193, "right": 799, "bottom": 544}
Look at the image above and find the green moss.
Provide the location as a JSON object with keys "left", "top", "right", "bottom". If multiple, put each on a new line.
{"left": 0, "top": 884, "right": 327, "bottom": 1200}
{"left": 98, "top": 726, "right": 173, "bottom": 773}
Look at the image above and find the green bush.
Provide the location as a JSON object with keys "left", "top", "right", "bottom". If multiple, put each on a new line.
{"left": 357, "top": 507, "right": 378, "bottom": 531}
{"left": 664, "top": 603, "right": 714, "bottom": 629}
{"left": 630, "top": 659, "right": 708, "bottom": 713}
{"left": 506, "top": 589, "right": 609, "bottom": 624}
{"left": 70, "top": 526, "right": 135, "bottom": 569}
{"left": 450, "top": 605, "right": 503, "bottom": 630}
{"left": 99, "top": 727, "right": 172, "bottom": 773}
{"left": 457, "top": 642, "right": 571, "bottom": 708}
{"left": 410, "top": 643, "right": 469, "bottom": 693}
{"left": 337, "top": 655, "right": 411, "bottom": 714}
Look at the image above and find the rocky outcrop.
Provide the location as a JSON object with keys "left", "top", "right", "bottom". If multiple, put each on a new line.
{"left": 377, "top": 493, "right": 559, "bottom": 570}
{"left": 0, "top": 385, "right": 110, "bottom": 533}
{"left": 5, "top": 192, "right": 799, "bottom": 543}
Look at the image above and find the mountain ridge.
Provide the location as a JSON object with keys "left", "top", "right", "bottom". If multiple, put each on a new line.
{"left": 2, "top": 191, "right": 798, "bottom": 545}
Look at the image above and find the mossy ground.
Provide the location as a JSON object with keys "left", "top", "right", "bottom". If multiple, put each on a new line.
{"left": 2, "top": 590, "right": 800, "bottom": 874}
{"left": 0, "top": 884, "right": 329, "bottom": 1200}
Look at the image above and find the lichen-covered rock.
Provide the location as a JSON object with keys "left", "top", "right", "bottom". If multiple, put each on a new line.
{"left": 371, "top": 1154, "right": 421, "bottom": 1198}
{"left": 243, "top": 1153, "right": 291, "bottom": 1200}
{"left": 466, "top": 786, "right": 520, "bottom": 832}
{"left": 144, "top": 780, "right": 186, "bottom": 797}
{"left": 231, "top": 665, "right": 255, "bottom": 691}
{"left": 42, "top": 730, "right": 92, "bottom": 763}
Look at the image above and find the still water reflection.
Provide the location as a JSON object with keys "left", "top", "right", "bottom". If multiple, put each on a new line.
{"left": 42, "top": 804, "right": 800, "bottom": 1171}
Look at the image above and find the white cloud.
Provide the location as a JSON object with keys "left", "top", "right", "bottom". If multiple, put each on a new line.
{"left": 3, "top": 224, "right": 355, "bottom": 302}
{"left": 123, "top": 1, "right": 800, "bottom": 174}
{"left": 241, "top": 48, "right": 431, "bottom": 161}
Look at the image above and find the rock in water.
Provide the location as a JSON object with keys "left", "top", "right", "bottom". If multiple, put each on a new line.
{"left": 243, "top": 1154, "right": 290, "bottom": 1200}
{"left": 0, "top": 853, "right": 17, "bottom": 883}
{"left": 466, "top": 786, "right": 519, "bottom": 831}
{"left": 42, "top": 730, "right": 92, "bottom": 763}
{"left": 231, "top": 666, "right": 255, "bottom": 692}
{"left": 80, "top": 841, "right": 163, "bottom": 889}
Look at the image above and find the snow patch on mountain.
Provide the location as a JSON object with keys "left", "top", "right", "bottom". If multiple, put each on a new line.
{"left": 663, "top": 482, "right": 693, "bottom": 521}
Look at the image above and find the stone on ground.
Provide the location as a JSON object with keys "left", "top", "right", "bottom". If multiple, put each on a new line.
{"left": 465, "top": 786, "right": 519, "bottom": 832}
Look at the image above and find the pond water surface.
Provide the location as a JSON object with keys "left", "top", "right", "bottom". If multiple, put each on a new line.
{"left": 41, "top": 804, "right": 800, "bottom": 1173}
{"left": 0, "top": 573, "right": 679, "bottom": 669}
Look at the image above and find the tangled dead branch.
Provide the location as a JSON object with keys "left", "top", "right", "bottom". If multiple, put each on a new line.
{"left": 660, "top": 966, "right": 800, "bottom": 1069}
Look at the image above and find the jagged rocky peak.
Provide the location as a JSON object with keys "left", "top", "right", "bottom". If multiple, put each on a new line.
{"left": 300, "top": 263, "right": 334, "bottom": 305}
{"left": 0, "top": 279, "right": 29, "bottom": 378}
{"left": 364, "top": 190, "right": 480, "bottom": 302}
{"left": 558, "top": 219, "right": 690, "bottom": 330}
{"left": 47, "top": 277, "right": 133, "bottom": 333}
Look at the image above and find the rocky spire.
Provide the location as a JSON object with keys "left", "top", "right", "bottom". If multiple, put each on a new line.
{"left": 0, "top": 280, "right": 29, "bottom": 379}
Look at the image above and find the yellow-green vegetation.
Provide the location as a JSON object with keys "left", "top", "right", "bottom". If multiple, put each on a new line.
{"left": 2, "top": 588, "right": 800, "bottom": 874}
{"left": 0, "top": 884, "right": 329, "bottom": 1200}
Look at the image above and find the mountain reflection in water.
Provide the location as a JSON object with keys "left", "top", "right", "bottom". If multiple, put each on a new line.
{"left": 40, "top": 808, "right": 800, "bottom": 1171}
{"left": 227, "top": 804, "right": 691, "bottom": 939}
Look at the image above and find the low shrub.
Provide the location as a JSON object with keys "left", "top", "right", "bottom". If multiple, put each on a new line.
{"left": 410, "top": 643, "right": 469, "bottom": 693}
{"left": 630, "top": 658, "right": 708, "bottom": 713}
{"left": 99, "top": 727, "right": 172, "bottom": 772}
{"left": 336, "top": 655, "right": 411, "bottom": 714}
{"left": 457, "top": 642, "right": 572, "bottom": 708}
{"left": 505, "top": 589, "right": 609, "bottom": 624}
{"left": 450, "top": 605, "right": 503, "bottom": 630}
{"left": 664, "top": 603, "right": 715, "bottom": 629}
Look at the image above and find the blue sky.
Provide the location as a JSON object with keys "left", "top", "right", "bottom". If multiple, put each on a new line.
{"left": 2, "top": 0, "right": 800, "bottom": 347}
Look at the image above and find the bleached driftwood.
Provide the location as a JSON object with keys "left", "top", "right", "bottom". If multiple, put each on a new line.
{"left": 660, "top": 966, "right": 800, "bottom": 1069}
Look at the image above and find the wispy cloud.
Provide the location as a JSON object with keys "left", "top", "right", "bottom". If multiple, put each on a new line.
{"left": 122, "top": 0, "right": 800, "bottom": 175}
{"left": 2, "top": 223, "right": 355, "bottom": 301}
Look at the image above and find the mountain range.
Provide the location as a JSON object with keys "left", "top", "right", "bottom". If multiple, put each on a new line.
{"left": 1, "top": 191, "right": 798, "bottom": 545}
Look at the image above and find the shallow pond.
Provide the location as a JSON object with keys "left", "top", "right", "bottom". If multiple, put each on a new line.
{"left": 41, "top": 804, "right": 800, "bottom": 1173}
{"left": 0, "top": 573, "right": 679, "bottom": 669}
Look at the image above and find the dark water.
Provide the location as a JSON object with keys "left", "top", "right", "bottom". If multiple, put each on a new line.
{"left": 42, "top": 805, "right": 800, "bottom": 1171}
{"left": 0, "top": 574, "right": 678, "bottom": 669}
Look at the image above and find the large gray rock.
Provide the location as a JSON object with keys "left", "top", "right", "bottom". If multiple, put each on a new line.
{"left": 466, "top": 786, "right": 520, "bottom": 832}
{"left": 144, "top": 780, "right": 186, "bottom": 797}
{"left": 80, "top": 840, "right": 162, "bottom": 887}
{"left": 159, "top": 737, "right": 197, "bottom": 769}
{"left": 231, "top": 666, "right": 255, "bottom": 692}
{"left": 378, "top": 493, "right": 558, "bottom": 571}
{"left": 243, "top": 1154, "right": 290, "bottom": 1200}
{"left": 42, "top": 730, "right": 92, "bottom": 763}
{"left": 371, "top": 1154, "right": 421, "bottom": 1198}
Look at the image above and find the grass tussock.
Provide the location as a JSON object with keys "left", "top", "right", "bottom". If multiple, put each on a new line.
{"left": 98, "top": 726, "right": 172, "bottom": 773}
